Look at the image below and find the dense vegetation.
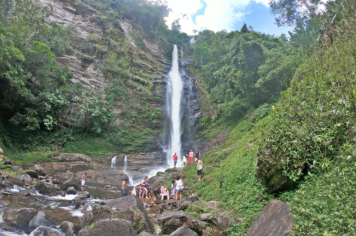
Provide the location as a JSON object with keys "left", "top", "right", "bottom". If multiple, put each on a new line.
{"left": 0, "top": 0, "right": 188, "bottom": 158}
{"left": 182, "top": 0, "right": 356, "bottom": 235}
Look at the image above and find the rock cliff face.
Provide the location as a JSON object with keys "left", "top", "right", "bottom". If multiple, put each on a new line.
{"left": 40, "top": 0, "right": 166, "bottom": 118}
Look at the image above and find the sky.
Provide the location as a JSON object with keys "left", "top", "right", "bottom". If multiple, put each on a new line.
{"left": 160, "top": 0, "right": 294, "bottom": 36}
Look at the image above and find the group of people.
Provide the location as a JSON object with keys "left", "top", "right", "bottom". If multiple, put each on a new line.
{"left": 120, "top": 148, "right": 204, "bottom": 199}
{"left": 173, "top": 148, "right": 201, "bottom": 168}
{"left": 173, "top": 148, "right": 204, "bottom": 181}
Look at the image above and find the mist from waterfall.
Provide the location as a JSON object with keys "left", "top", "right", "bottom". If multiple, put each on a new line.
{"left": 166, "top": 45, "right": 183, "bottom": 167}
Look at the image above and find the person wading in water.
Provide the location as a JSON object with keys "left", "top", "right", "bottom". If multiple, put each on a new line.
{"left": 121, "top": 178, "right": 128, "bottom": 197}
{"left": 173, "top": 153, "right": 178, "bottom": 168}
{"left": 81, "top": 173, "right": 87, "bottom": 191}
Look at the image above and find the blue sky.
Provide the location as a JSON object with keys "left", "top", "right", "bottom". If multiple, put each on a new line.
{"left": 162, "top": 0, "right": 294, "bottom": 36}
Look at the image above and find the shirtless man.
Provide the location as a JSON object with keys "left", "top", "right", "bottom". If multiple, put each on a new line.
{"left": 121, "top": 179, "right": 128, "bottom": 197}
{"left": 81, "top": 173, "right": 87, "bottom": 191}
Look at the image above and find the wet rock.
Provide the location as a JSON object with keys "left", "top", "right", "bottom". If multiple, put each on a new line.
{"left": 104, "top": 185, "right": 111, "bottom": 190}
{"left": 3, "top": 208, "right": 37, "bottom": 229}
{"left": 81, "top": 204, "right": 93, "bottom": 214}
{"left": 29, "top": 211, "right": 51, "bottom": 229}
{"left": 61, "top": 221, "right": 75, "bottom": 236}
{"left": 17, "top": 174, "right": 32, "bottom": 182}
{"left": 31, "top": 226, "right": 64, "bottom": 236}
{"left": 58, "top": 202, "right": 70, "bottom": 207}
{"left": 170, "top": 226, "right": 197, "bottom": 236}
{"left": 212, "top": 215, "right": 239, "bottom": 233}
{"left": 177, "top": 201, "right": 193, "bottom": 211}
{"left": 66, "top": 186, "right": 77, "bottom": 195}
{"left": 247, "top": 200, "right": 293, "bottom": 236}
{"left": 35, "top": 181, "right": 59, "bottom": 195}
{"left": 4, "top": 157, "right": 13, "bottom": 165}
{"left": 78, "top": 191, "right": 90, "bottom": 198}
{"left": 157, "top": 211, "right": 208, "bottom": 234}
{"left": 53, "top": 153, "right": 92, "bottom": 162}
{"left": 111, "top": 187, "right": 118, "bottom": 190}
{"left": 82, "top": 196, "right": 154, "bottom": 234}
{"left": 198, "top": 213, "right": 213, "bottom": 221}
{"left": 19, "top": 190, "right": 31, "bottom": 196}
{"left": 59, "top": 172, "right": 80, "bottom": 190}
{"left": 165, "top": 199, "right": 177, "bottom": 206}
{"left": 59, "top": 191, "right": 66, "bottom": 197}
{"left": 78, "top": 219, "right": 137, "bottom": 236}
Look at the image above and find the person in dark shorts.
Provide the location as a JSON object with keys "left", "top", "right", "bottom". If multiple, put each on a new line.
{"left": 196, "top": 159, "right": 204, "bottom": 181}
{"left": 121, "top": 178, "right": 128, "bottom": 197}
{"left": 173, "top": 153, "right": 178, "bottom": 168}
{"left": 195, "top": 148, "right": 200, "bottom": 161}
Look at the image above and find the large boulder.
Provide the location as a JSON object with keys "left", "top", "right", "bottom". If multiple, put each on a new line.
{"left": 177, "top": 201, "right": 194, "bottom": 211}
{"left": 4, "top": 157, "right": 13, "bottom": 165}
{"left": 247, "top": 200, "right": 294, "bottom": 236}
{"left": 157, "top": 211, "right": 208, "bottom": 234}
{"left": 81, "top": 196, "right": 154, "bottom": 234}
{"left": 148, "top": 170, "right": 180, "bottom": 196}
{"left": 17, "top": 174, "right": 32, "bottom": 182}
{"left": 170, "top": 226, "right": 197, "bottom": 236}
{"left": 78, "top": 219, "right": 137, "bottom": 236}
{"left": 3, "top": 208, "right": 38, "bottom": 229}
{"left": 60, "top": 221, "right": 75, "bottom": 236}
{"left": 27, "top": 164, "right": 47, "bottom": 178}
{"left": 29, "top": 211, "right": 51, "bottom": 229}
{"left": 211, "top": 215, "right": 240, "bottom": 233}
{"left": 59, "top": 172, "right": 80, "bottom": 190}
{"left": 53, "top": 153, "right": 92, "bottom": 162}
{"left": 30, "top": 226, "right": 64, "bottom": 236}
{"left": 66, "top": 186, "right": 77, "bottom": 195}
{"left": 35, "top": 181, "right": 59, "bottom": 196}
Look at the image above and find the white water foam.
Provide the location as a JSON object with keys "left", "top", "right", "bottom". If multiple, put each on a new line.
{"left": 123, "top": 155, "right": 135, "bottom": 186}
{"left": 49, "top": 194, "right": 78, "bottom": 201}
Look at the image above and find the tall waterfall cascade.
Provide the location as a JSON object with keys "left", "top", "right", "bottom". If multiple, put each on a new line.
{"left": 166, "top": 45, "right": 183, "bottom": 167}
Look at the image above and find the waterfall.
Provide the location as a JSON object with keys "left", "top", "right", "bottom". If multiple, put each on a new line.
{"left": 123, "top": 155, "right": 134, "bottom": 186}
{"left": 111, "top": 156, "right": 117, "bottom": 169}
{"left": 166, "top": 45, "right": 183, "bottom": 167}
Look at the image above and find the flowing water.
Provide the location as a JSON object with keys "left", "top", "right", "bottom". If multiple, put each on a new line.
{"left": 165, "top": 45, "right": 183, "bottom": 167}
{"left": 123, "top": 155, "right": 134, "bottom": 186}
{"left": 111, "top": 155, "right": 117, "bottom": 169}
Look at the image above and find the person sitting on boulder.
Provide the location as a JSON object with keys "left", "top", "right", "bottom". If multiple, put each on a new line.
{"left": 160, "top": 183, "right": 170, "bottom": 200}
{"left": 81, "top": 173, "right": 87, "bottom": 191}
{"left": 121, "top": 178, "right": 128, "bottom": 197}
{"left": 148, "top": 190, "right": 155, "bottom": 201}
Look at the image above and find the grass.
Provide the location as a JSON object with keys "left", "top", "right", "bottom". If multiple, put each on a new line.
{"left": 63, "top": 137, "right": 117, "bottom": 157}
{"left": 85, "top": 223, "right": 95, "bottom": 230}
{"left": 183, "top": 116, "right": 272, "bottom": 235}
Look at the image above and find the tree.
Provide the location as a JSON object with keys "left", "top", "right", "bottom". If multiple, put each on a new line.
{"left": 240, "top": 23, "right": 250, "bottom": 33}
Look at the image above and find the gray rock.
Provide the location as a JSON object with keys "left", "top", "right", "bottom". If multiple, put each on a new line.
{"left": 212, "top": 215, "right": 239, "bottom": 232}
{"left": 81, "top": 195, "right": 154, "bottom": 234}
{"left": 177, "top": 201, "right": 193, "bottom": 211}
{"left": 19, "top": 190, "right": 31, "bottom": 196}
{"left": 170, "top": 226, "right": 197, "bottom": 236}
{"left": 29, "top": 211, "right": 51, "bottom": 229}
{"left": 198, "top": 213, "right": 213, "bottom": 221}
{"left": 3, "top": 208, "right": 37, "bottom": 229}
{"left": 30, "top": 226, "right": 64, "bottom": 236}
{"left": 81, "top": 204, "right": 93, "bottom": 214}
{"left": 59, "top": 172, "right": 80, "bottom": 190}
{"left": 53, "top": 153, "right": 92, "bottom": 162}
{"left": 78, "top": 219, "right": 137, "bottom": 236}
{"left": 16, "top": 174, "right": 32, "bottom": 182}
{"left": 60, "top": 221, "right": 74, "bottom": 236}
{"left": 35, "top": 181, "right": 59, "bottom": 196}
{"left": 185, "top": 195, "right": 199, "bottom": 202}
{"left": 12, "top": 166, "right": 22, "bottom": 172}
{"left": 247, "top": 200, "right": 294, "bottom": 236}
{"left": 59, "top": 191, "right": 66, "bottom": 197}
{"left": 66, "top": 186, "right": 77, "bottom": 195}
{"left": 137, "top": 232, "right": 161, "bottom": 236}
{"left": 157, "top": 211, "right": 208, "bottom": 234}
{"left": 4, "top": 157, "right": 13, "bottom": 165}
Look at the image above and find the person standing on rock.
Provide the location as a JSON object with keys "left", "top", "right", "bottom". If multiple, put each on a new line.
{"left": 171, "top": 180, "right": 176, "bottom": 200}
{"left": 81, "top": 173, "right": 87, "bottom": 191}
{"left": 196, "top": 159, "right": 204, "bottom": 181}
{"left": 175, "top": 176, "right": 184, "bottom": 201}
{"left": 141, "top": 176, "right": 149, "bottom": 198}
{"left": 173, "top": 153, "right": 178, "bottom": 168}
{"left": 189, "top": 149, "right": 194, "bottom": 164}
{"left": 121, "top": 178, "right": 128, "bottom": 197}
{"left": 195, "top": 148, "right": 200, "bottom": 161}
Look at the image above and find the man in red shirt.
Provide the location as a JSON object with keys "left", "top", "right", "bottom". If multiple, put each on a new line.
{"left": 173, "top": 153, "right": 178, "bottom": 168}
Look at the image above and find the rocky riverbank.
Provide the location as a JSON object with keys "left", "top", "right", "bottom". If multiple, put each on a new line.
{"left": 0, "top": 149, "right": 294, "bottom": 236}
